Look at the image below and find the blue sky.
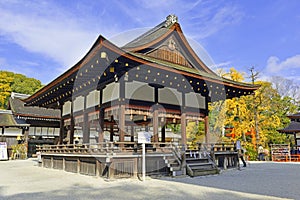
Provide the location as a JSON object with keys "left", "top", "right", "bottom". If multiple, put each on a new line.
{"left": 0, "top": 0, "right": 300, "bottom": 84}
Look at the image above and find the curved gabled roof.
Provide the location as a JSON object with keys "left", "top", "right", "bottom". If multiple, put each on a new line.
{"left": 24, "top": 15, "right": 259, "bottom": 108}
{"left": 9, "top": 97, "right": 60, "bottom": 119}
{"left": 0, "top": 110, "right": 29, "bottom": 127}
{"left": 122, "top": 15, "right": 217, "bottom": 75}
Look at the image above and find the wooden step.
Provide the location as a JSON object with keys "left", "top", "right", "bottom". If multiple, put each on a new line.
{"left": 186, "top": 158, "right": 209, "bottom": 163}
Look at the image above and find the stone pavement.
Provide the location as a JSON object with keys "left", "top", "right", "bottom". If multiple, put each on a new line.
{"left": 0, "top": 159, "right": 299, "bottom": 200}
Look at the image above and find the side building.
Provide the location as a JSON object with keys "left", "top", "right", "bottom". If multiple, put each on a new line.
{"left": 0, "top": 92, "right": 60, "bottom": 158}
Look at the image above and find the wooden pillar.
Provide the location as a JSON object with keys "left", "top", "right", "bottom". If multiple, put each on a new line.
{"left": 83, "top": 95, "right": 90, "bottom": 143}
{"left": 161, "top": 125, "right": 166, "bottom": 143}
{"left": 153, "top": 86, "right": 159, "bottom": 143}
{"left": 153, "top": 109, "right": 159, "bottom": 142}
{"left": 70, "top": 101, "right": 75, "bottom": 144}
{"left": 181, "top": 113, "right": 187, "bottom": 145}
{"left": 98, "top": 89, "right": 104, "bottom": 143}
{"left": 204, "top": 97, "right": 210, "bottom": 144}
{"left": 98, "top": 108, "right": 104, "bottom": 143}
{"left": 119, "top": 79, "right": 126, "bottom": 146}
{"left": 130, "top": 126, "right": 134, "bottom": 142}
{"left": 110, "top": 116, "right": 114, "bottom": 142}
{"left": 181, "top": 92, "right": 187, "bottom": 146}
{"left": 204, "top": 115, "right": 209, "bottom": 143}
{"left": 119, "top": 104, "right": 125, "bottom": 144}
{"left": 1, "top": 127, "right": 5, "bottom": 142}
{"left": 59, "top": 106, "right": 64, "bottom": 144}
{"left": 96, "top": 160, "right": 101, "bottom": 177}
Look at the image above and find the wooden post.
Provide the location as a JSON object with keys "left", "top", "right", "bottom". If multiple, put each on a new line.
{"left": 77, "top": 158, "right": 81, "bottom": 173}
{"left": 70, "top": 101, "right": 75, "bottom": 144}
{"left": 63, "top": 157, "right": 66, "bottom": 171}
{"left": 59, "top": 106, "right": 64, "bottom": 144}
{"left": 181, "top": 92, "right": 187, "bottom": 146}
{"left": 83, "top": 95, "right": 90, "bottom": 143}
{"left": 96, "top": 160, "right": 100, "bottom": 176}
{"left": 98, "top": 109, "right": 104, "bottom": 143}
{"left": 98, "top": 89, "right": 104, "bottom": 143}
{"left": 51, "top": 157, "right": 54, "bottom": 168}
{"left": 130, "top": 126, "right": 134, "bottom": 142}
{"left": 133, "top": 157, "right": 138, "bottom": 178}
{"left": 110, "top": 116, "right": 114, "bottom": 142}
{"left": 204, "top": 115, "right": 209, "bottom": 144}
{"left": 119, "top": 104, "right": 125, "bottom": 146}
{"left": 181, "top": 113, "right": 187, "bottom": 145}
{"left": 153, "top": 109, "right": 159, "bottom": 143}
{"left": 205, "top": 96, "right": 210, "bottom": 144}
{"left": 161, "top": 125, "right": 166, "bottom": 143}
{"left": 119, "top": 78, "right": 126, "bottom": 147}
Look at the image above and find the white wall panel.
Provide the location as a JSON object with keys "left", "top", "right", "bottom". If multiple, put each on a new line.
{"left": 126, "top": 81, "right": 154, "bottom": 102}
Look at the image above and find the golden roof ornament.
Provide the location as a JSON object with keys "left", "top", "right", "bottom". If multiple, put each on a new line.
{"left": 165, "top": 14, "right": 178, "bottom": 27}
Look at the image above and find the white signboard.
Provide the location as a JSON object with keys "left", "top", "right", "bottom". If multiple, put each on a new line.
{"left": 0, "top": 142, "right": 8, "bottom": 161}
{"left": 138, "top": 131, "right": 152, "bottom": 144}
{"left": 236, "top": 140, "right": 241, "bottom": 150}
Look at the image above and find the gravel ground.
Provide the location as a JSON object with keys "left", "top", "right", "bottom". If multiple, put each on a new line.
{"left": 0, "top": 159, "right": 299, "bottom": 200}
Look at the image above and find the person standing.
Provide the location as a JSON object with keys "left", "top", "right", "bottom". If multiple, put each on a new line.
{"left": 258, "top": 145, "right": 264, "bottom": 161}
{"left": 239, "top": 147, "right": 247, "bottom": 167}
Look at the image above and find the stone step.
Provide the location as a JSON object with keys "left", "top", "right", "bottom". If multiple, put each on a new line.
{"left": 172, "top": 170, "right": 184, "bottom": 177}
{"left": 187, "top": 162, "right": 213, "bottom": 167}
{"left": 170, "top": 166, "right": 181, "bottom": 171}
{"left": 165, "top": 158, "right": 177, "bottom": 163}
{"left": 189, "top": 165, "right": 214, "bottom": 170}
{"left": 191, "top": 168, "right": 219, "bottom": 177}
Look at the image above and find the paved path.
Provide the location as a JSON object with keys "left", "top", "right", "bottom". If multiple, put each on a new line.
{"left": 0, "top": 159, "right": 299, "bottom": 200}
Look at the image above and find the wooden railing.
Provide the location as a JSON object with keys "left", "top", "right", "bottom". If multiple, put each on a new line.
{"left": 272, "top": 154, "right": 300, "bottom": 162}
{"left": 37, "top": 141, "right": 175, "bottom": 155}
{"left": 186, "top": 142, "right": 236, "bottom": 153}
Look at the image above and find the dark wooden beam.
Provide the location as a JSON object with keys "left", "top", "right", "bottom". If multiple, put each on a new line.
{"left": 82, "top": 95, "right": 90, "bottom": 143}
{"left": 161, "top": 125, "right": 166, "bottom": 143}
{"left": 59, "top": 106, "right": 64, "bottom": 144}
{"left": 153, "top": 109, "right": 159, "bottom": 142}
{"left": 181, "top": 92, "right": 187, "bottom": 146}
{"left": 70, "top": 101, "right": 75, "bottom": 144}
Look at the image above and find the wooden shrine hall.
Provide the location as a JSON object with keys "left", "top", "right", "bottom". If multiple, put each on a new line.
{"left": 25, "top": 15, "right": 259, "bottom": 178}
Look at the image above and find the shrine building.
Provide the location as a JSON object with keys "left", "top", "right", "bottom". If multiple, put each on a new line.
{"left": 24, "top": 15, "right": 259, "bottom": 178}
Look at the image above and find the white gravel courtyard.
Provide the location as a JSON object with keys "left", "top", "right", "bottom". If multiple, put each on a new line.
{"left": 0, "top": 159, "right": 299, "bottom": 200}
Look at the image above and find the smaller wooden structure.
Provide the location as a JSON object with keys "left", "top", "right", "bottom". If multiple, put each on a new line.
{"left": 279, "top": 112, "right": 300, "bottom": 154}
{"left": 1, "top": 93, "right": 60, "bottom": 158}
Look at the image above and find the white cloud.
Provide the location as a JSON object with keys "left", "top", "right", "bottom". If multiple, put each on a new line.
{"left": 266, "top": 55, "right": 300, "bottom": 73}
{"left": 0, "top": 0, "right": 244, "bottom": 79}
{"left": 185, "top": 4, "right": 243, "bottom": 39}
{"left": 209, "top": 61, "right": 231, "bottom": 69}
{"left": 0, "top": 1, "right": 120, "bottom": 70}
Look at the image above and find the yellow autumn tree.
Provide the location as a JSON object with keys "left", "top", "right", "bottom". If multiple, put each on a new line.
{"left": 209, "top": 68, "right": 296, "bottom": 160}
{"left": 0, "top": 71, "right": 13, "bottom": 108}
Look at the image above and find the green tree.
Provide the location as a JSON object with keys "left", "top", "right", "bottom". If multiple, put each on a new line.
{"left": 0, "top": 71, "right": 42, "bottom": 109}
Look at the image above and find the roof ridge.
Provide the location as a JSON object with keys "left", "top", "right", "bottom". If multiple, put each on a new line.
{"left": 122, "top": 14, "right": 178, "bottom": 49}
